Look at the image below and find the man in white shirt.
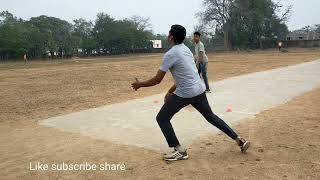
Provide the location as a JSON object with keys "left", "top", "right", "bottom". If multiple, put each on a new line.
{"left": 23, "top": 53, "right": 28, "bottom": 65}
{"left": 194, "top": 31, "right": 211, "bottom": 92}
{"left": 278, "top": 41, "right": 283, "bottom": 51}
{"left": 131, "top": 25, "right": 250, "bottom": 161}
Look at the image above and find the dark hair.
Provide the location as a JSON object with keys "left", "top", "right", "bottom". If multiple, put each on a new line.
{"left": 194, "top": 31, "right": 201, "bottom": 37}
{"left": 169, "top": 25, "right": 186, "bottom": 44}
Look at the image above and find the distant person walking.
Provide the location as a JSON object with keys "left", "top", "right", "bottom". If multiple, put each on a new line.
{"left": 194, "top": 32, "right": 211, "bottom": 92}
{"left": 23, "top": 53, "right": 28, "bottom": 65}
{"left": 278, "top": 41, "right": 283, "bottom": 51}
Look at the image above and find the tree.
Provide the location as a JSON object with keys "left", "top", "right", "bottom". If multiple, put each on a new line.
{"left": 0, "top": 11, "right": 17, "bottom": 24}
{"left": 128, "top": 15, "right": 152, "bottom": 31}
{"left": 20, "top": 22, "right": 46, "bottom": 58}
{"left": 73, "top": 18, "right": 96, "bottom": 56}
{"left": 0, "top": 11, "right": 46, "bottom": 60}
{"left": 93, "top": 13, "right": 115, "bottom": 54}
{"left": 230, "top": 0, "right": 289, "bottom": 48}
{"left": 93, "top": 13, "right": 153, "bottom": 55}
{"left": 0, "top": 11, "right": 157, "bottom": 60}
{"left": 198, "top": 0, "right": 291, "bottom": 49}
{"left": 197, "top": 0, "right": 234, "bottom": 50}
{"left": 30, "top": 16, "right": 74, "bottom": 58}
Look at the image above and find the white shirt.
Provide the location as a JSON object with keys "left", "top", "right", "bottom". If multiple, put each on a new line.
{"left": 195, "top": 41, "right": 208, "bottom": 63}
{"left": 160, "top": 44, "right": 206, "bottom": 98}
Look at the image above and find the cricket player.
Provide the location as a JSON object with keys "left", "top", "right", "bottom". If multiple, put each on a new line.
{"left": 131, "top": 25, "right": 250, "bottom": 161}
{"left": 194, "top": 31, "right": 211, "bottom": 92}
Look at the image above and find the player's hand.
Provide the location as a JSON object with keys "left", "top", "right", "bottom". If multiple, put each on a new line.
{"left": 131, "top": 78, "right": 141, "bottom": 91}
{"left": 164, "top": 92, "right": 172, "bottom": 103}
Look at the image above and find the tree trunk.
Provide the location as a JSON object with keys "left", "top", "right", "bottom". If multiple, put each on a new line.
{"left": 223, "top": 30, "right": 229, "bottom": 50}
{"left": 50, "top": 51, "right": 54, "bottom": 59}
{"left": 223, "top": 22, "right": 232, "bottom": 51}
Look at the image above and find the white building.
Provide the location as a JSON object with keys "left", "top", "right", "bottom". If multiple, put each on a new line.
{"left": 150, "top": 40, "right": 162, "bottom": 49}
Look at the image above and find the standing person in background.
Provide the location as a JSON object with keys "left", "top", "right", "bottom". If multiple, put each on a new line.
{"left": 194, "top": 32, "right": 211, "bottom": 93}
{"left": 23, "top": 53, "right": 28, "bottom": 65}
{"left": 278, "top": 41, "right": 283, "bottom": 51}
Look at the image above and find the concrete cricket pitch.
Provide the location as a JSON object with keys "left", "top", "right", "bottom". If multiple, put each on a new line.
{"left": 39, "top": 60, "right": 320, "bottom": 151}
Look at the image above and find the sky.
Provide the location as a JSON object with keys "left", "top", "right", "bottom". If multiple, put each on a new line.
{"left": 1, "top": 0, "right": 319, "bottom": 34}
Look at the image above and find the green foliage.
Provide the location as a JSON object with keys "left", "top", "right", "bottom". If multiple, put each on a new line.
{"left": 230, "top": 0, "right": 289, "bottom": 49}
{"left": 198, "top": 0, "right": 291, "bottom": 49}
{"left": 0, "top": 12, "right": 47, "bottom": 59}
{"left": 30, "top": 15, "right": 74, "bottom": 58}
{"left": 93, "top": 13, "right": 152, "bottom": 54}
{"left": 0, "top": 11, "right": 155, "bottom": 60}
{"left": 72, "top": 18, "right": 96, "bottom": 55}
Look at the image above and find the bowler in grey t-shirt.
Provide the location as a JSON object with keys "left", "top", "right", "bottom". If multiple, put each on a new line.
{"left": 160, "top": 43, "right": 206, "bottom": 98}
{"left": 131, "top": 25, "right": 250, "bottom": 161}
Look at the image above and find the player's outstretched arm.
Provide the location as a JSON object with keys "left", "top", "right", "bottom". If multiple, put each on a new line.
{"left": 131, "top": 70, "right": 166, "bottom": 91}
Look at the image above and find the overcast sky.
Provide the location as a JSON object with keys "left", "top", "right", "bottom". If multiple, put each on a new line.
{"left": 1, "top": 0, "right": 319, "bottom": 34}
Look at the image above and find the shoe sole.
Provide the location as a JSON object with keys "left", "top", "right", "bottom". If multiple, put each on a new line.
{"left": 241, "top": 141, "right": 250, "bottom": 153}
{"left": 163, "top": 155, "right": 189, "bottom": 161}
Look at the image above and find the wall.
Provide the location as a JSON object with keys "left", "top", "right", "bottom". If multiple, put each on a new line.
{"left": 283, "top": 40, "right": 320, "bottom": 48}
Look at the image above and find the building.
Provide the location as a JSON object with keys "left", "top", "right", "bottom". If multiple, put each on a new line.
{"left": 286, "top": 30, "right": 320, "bottom": 41}
{"left": 284, "top": 31, "right": 320, "bottom": 48}
{"left": 150, "top": 40, "right": 162, "bottom": 49}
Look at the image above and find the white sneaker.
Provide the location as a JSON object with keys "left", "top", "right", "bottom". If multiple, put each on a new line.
{"left": 163, "top": 150, "right": 189, "bottom": 161}
{"left": 236, "top": 137, "right": 250, "bottom": 153}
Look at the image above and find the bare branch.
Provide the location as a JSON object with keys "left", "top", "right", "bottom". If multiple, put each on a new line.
{"left": 280, "top": 5, "right": 292, "bottom": 22}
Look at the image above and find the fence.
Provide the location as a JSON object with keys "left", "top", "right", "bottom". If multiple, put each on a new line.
{"left": 283, "top": 40, "right": 320, "bottom": 48}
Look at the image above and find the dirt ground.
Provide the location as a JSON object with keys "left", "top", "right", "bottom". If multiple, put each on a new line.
{"left": 0, "top": 49, "right": 320, "bottom": 179}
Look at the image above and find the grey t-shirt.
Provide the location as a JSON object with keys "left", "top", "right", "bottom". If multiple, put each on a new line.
{"left": 195, "top": 41, "right": 208, "bottom": 63}
{"left": 160, "top": 44, "right": 206, "bottom": 98}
